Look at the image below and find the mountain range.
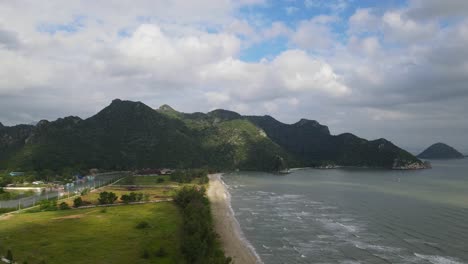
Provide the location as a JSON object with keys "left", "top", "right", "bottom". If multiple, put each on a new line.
{"left": 0, "top": 99, "right": 426, "bottom": 173}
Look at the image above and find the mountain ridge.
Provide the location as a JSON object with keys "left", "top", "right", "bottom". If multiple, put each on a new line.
{"left": 0, "top": 99, "right": 426, "bottom": 173}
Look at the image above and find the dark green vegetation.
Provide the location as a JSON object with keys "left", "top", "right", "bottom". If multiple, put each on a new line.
{"left": 170, "top": 169, "right": 210, "bottom": 184}
{"left": 0, "top": 203, "right": 184, "bottom": 264}
{"left": 417, "top": 143, "right": 464, "bottom": 159}
{"left": 0, "top": 99, "right": 424, "bottom": 173}
{"left": 97, "top": 191, "right": 118, "bottom": 204}
{"left": 174, "top": 186, "right": 231, "bottom": 264}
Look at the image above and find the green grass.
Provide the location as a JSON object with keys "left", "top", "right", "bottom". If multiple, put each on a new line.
{"left": 118, "top": 175, "right": 176, "bottom": 186}
{"left": 0, "top": 203, "right": 184, "bottom": 264}
{"left": 74, "top": 186, "right": 176, "bottom": 206}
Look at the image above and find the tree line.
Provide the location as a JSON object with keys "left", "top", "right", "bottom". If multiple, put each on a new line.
{"left": 174, "top": 186, "right": 231, "bottom": 264}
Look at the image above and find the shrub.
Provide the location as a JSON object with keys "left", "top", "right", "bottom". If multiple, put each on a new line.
{"left": 80, "top": 188, "right": 90, "bottom": 196}
{"left": 98, "top": 191, "right": 117, "bottom": 204}
{"left": 121, "top": 192, "right": 144, "bottom": 203}
{"left": 136, "top": 221, "right": 150, "bottom": 229}
{"left": 120, "top": 194, "right": 131, "bottom": 204}
{"left": 39, "top": 199, "right": 58, "bottom": 211}
{"left": 73, "top": 197, "right": 83, "bottom": 208}
{"left": 59, "top": 202, "right": 70, "bottom": 210}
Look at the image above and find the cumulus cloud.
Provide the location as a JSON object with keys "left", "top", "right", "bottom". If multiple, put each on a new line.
{"left": 382, "top": 11, "right": 438, "bottom": 43}
{"left": 199, "top": 49, "right": 349, "bottom": 104}
{"left": 348, "top": 8, "right": 380, "bottom": 34}
{"left": 291, "top": 16, "right": 338, "bottom": 50}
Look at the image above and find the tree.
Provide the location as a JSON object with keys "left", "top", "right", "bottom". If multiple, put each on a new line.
{"left": 98, "top": 191, "right": 117, "bottom": 204}
{"left": 73, "top": 197, "right": 83, "bottom": 208}
{"left": 108, "top": 192, "right": 117, "bottom": 204}
{"left": 59, "top": 202, "right": 70, "bottom": 210}
{"left": 120, "top": 194, "right": 130, "bottom": 204}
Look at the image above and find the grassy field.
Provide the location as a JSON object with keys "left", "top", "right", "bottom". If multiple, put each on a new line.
{"left": 118, "top": 175, "right": 176, "bottom": 186}
{"left": 70, "top": 186, "right": 176, "bottom": 206}
{"left": 0, "top": 203, "right": 184, "bottom": 264}
{"left": 118, "top": 175, "right": 204, "bottom": 186}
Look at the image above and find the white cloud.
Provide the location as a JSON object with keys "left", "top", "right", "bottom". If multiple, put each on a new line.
{"left": 262, "top": 21, "right": 291, "bottom": 39}
{"left": 348, "top": 8, "right": 380, "bottom": 34}
{"left": 382, "top": 11, "right": 438, "bottom": 43}
{"left": 200, "top": 49, "right": 349, "bottom": 103}
{"left": 291, "top": 16, "right": 337, "bottom": 50}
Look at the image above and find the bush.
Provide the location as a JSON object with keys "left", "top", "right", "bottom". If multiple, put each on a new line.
{"left": 120, "top": 192, "right": 144, "bottom": 203}
{"left": 59, "top": 202, "right": 70, "bottom": 210}
{"left": 170, "top": 169, "right": 209, "bottom": 183}
{"left": 98, "top": 191, "right": 117, "bottom": 204}
{"left": 80, "top": 188, "right": 90, "bottom": 196}
{"left": 73, "top": 197, "right": 83, "bottom": 208}
{"left": 100, "top": 208, "right": 107, "bottom": 213}
{"left": 157, "top": 178, "right": 164, "bottom": 183}
{"left": 136, "top": 221, "right": 150, "bottom": 229}
{"left": 39, "top": 199, "right": 57, "bottom": 211}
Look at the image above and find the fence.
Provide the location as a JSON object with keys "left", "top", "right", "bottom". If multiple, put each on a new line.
{"left": 0, "top": 172, "right": 130, "bottom": 210}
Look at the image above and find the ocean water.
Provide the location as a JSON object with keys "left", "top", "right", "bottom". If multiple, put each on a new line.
{"left": 223, "top": 159, "right": 468, "bottom": 264}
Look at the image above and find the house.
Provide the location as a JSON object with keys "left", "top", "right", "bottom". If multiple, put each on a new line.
{"left": 9, "top": 171, "right": 24, "bottom": 177}
{"left": 160, "top": 169, "right": 174, "bottom": 175}
{"left": 32, "top": 181, "right": 44, "bottom": 185}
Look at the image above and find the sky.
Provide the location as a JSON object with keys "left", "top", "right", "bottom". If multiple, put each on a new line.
{"left": 1, "top": 0, "right": 468, "bottom": 154}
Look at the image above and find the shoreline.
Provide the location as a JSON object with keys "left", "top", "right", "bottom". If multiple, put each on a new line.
{"left": 207, "top": 173, "right": 262, "bottom": 264}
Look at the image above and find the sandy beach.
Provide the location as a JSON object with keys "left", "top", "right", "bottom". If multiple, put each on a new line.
{"left": 207, "top": 174, "right": 261, "bottom": 264}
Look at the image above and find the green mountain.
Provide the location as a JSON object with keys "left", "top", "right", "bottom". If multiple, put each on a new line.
{"left": 245, "top": 116, "right": 422, "bottom": 168}
{"left": 0, "top": 99, "right": 425, "bottom": 173}
{"left": 417, "top": 143, "right": 464, "bottom": 159}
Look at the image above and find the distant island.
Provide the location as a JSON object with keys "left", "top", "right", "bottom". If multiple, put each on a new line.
{"left": 417, "top": 143, "right": 464, "bottom": 159}
{"left": 0, "top": 99, "right": 427, "bottom": 173}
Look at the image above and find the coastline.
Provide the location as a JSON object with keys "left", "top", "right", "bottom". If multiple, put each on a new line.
{"left": 207, "top": 173, "right": 262, "bottom": 264}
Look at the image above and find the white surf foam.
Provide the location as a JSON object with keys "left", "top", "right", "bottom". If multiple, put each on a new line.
{"left": 219, "top": 174, "right": 265, "bottom": 264}
{"left": 414, "top": 253, "right": 466, "bottom": 264}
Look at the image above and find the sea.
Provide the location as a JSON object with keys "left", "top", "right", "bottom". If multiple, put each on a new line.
{"left": 223, "top": 159, "right": 468, "bottom": 264}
